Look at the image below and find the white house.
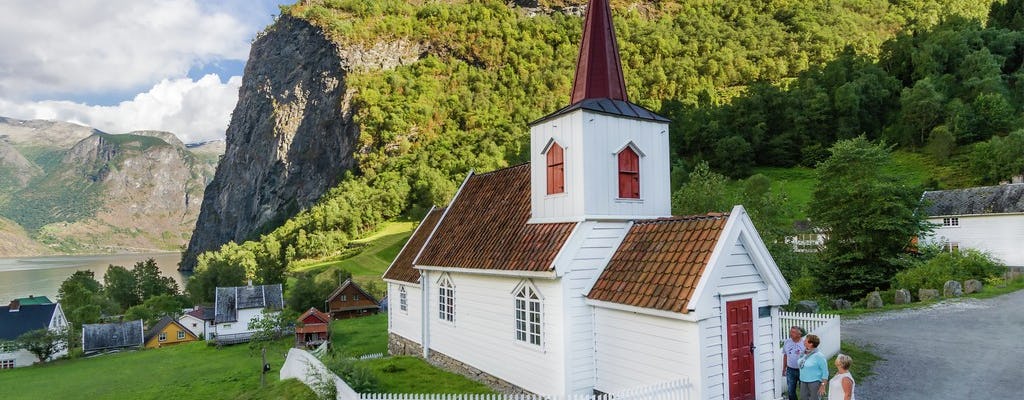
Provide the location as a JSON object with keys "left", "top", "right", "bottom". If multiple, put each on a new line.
{"left": 0, "top": 299, "right": 69, "bottom": 368}
{"left": 212, "top": 283, "right": 284, "bottom": 344}
{"left": 382, "top": 1, "right": 791, "bottom": 398}
{"left": 921, "top": 184, "right": 1024, "bottom": 267}
{"left": 179, "top": 306, "right": 215, "bottom": 340}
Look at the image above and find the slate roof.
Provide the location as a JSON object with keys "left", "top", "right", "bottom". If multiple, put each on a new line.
{"left": 13, "top": 296, "right": 52, "bottom": 305}
{"left": 383, "top": 206, "right": 446, "bottom": 283}
{"left": 921, "top": 184, "right": 1024, "bottom": 216}
{"left": 531, "top": 98, "right": 670, "bottom": 126}
{"left": 0, "top": 303, "right": 58, "bottom": 340}
{"left": 144, "top": 316, "right": 193, "bottom": 343}
{"left": 587, "top": 213, "right": 729, "bottom": 314}
{"left": 214, "top": 284, "right": 285, "bottom": 324}
{"left": 185, "top": 306, "right": 214, "bottom": 321}
{"left": 415, "top": 164, "right": 577, "bottom": 272}
{"left": 82, "top": 320, "right": 144, "bottom": 353}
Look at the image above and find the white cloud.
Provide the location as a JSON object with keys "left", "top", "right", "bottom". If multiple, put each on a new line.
{"left": 0, "top": 0, "right": 252, "bottom": 99}
{"left": 0, "top": 74, "right": 242, "bottom": 143}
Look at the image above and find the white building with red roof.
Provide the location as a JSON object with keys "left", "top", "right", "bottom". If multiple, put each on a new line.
{"left": 382, "top": 1, "right": 791, "bottom": 398}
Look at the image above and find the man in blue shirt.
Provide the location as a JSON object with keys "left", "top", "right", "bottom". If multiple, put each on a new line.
{"left": 782, "top": 326, "right": 805, "bottom": 400}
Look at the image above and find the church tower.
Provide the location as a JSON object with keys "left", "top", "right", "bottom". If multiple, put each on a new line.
{"left": 529, "top": 0, "right": 672, "bottom": 223}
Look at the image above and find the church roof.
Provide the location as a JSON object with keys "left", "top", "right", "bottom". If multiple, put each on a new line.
{"left": 921, "top": 184, "right": 1024, "bottom": 216}
{"left": 531, "top": 97, "right": 670, "bottom": 125}
{"left": 383, "top": 206, "right": 446, "bottom": 283}
{"left": 587, "top": 213, "right": 729, "bottom": 314}
{"left": 415, "top": 164, "right": 576, "bottom": 272}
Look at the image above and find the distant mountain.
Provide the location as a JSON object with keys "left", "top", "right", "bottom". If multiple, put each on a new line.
{"left": 0, "top": 117, "right": 223, "bottom": 256}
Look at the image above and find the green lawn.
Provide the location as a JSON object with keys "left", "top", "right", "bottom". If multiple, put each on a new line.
{"left": 331, "top": 313, "right": 389, "bottom": 357}
{"left": 829, "top": 342, "right": 881, "bottom": 380}
{"left": 290, "top": 221, "right": 416, "bottom": 288}
{"left": 750, "top": 166, "right": 816, "bottom": 220}
{"left": 0, "top": 339, "right": 315, "bottom": 400}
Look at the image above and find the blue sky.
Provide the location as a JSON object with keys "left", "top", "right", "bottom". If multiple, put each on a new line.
{"left": 0, "top": 0, "right": 283, "bottom": 143}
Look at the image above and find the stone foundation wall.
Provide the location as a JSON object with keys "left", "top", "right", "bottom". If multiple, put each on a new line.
{"left": 387, "top": 333, "right": 531, "bottom": 394}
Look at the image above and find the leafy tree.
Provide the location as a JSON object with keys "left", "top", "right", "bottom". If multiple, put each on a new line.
{"left": 969, "top": 129, "right": 1024, "bottom": 184}
{"left": 133, "top": 258, "right": 179, "bottom": 300}
{"left": 671, "top": 161, "right": 732, "bottom": 215}
{"left": 57, "top": 271, "right": 116, "bottom": 328}
{"left": 104, "top": 265, "right": 139, "bottom": 309}
{"left": 123, "top": 294, "right": 190, "bottom": 327}
{"left": 186, "top": 253, "right": 247, "bottom": 304}
{"left": 17, "top": 328, "right": 66, "bottom": 363}
{"left": 808, "top": 137, "right": 930, "bottom": 299}
{"left": 248, "top": 309, "right": 297, "bottom": 351}
{"left": 287, "top": 273, "right": 336, "bottom": 314}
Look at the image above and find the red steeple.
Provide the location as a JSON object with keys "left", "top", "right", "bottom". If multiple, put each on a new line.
{"left": 570, "top": 0, "right": 628, "bottom": 104}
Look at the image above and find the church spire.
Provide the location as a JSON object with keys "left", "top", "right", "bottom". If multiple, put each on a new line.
{"left": 570, "top": 0, "right": 628, "bottom": 104}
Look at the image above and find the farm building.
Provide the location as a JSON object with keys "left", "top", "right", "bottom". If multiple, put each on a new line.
{"left": 82, "top": 320, "right": 144, "bottom": 355}
{"left": 921, "top": 184, "right": 1024, "bottom": 267}
{"left": 325, "top": 279, "right": 380, "bottom": 319}
{"left": 212, "top": 283, "right": 284, "bottom": 345}
{"left": 0, "top": 299, "right": 69, "bottom": 368}
{"left": 144, "top": 316, "right": 199, "bottom": 349}
{"left": 295, "top": 308, "right": 331, "bottom": 348}
{"left": 382, "top": 1, "right": 791, "bottom": 398}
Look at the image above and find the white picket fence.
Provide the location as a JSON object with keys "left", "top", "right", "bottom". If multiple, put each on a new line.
{"left": 779, "top": 311, "right": 841, "bottom": 358}
{"left": 360, "top": 380, "right": 694, "bottom": 400}
{"left": 358, "top": 352, "right": 385, "bottom": 360}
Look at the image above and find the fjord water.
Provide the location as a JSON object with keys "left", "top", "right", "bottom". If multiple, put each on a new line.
{"left": 0, "top": 253, "right": 185, "bottom": 302}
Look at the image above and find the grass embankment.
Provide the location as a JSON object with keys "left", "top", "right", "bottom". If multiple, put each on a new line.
{"left": 291, "top": 221, "right": 416, "bottom": 286}
{"left": 829, "top": 342, "right": 881, "bottom": 379}
{"left": 0, "top": 339, "right": 315, "bottom": 400}
{"left": 329, "top": 313, "right": 493, "bottom": 393}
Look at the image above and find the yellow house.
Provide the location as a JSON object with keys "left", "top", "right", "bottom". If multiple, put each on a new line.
{"left": 144, "top": 316, "right": 199, "bottom": 348}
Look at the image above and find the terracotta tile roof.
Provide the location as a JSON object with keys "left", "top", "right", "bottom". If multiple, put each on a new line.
{"left": 416, "top": 163, "right": 576, "bottom": 272}
{"left": 382, "top": 207, "right": 446, "bottom": 283}
{"left": 587, "top": 213, "right": 729, "bottom": 313}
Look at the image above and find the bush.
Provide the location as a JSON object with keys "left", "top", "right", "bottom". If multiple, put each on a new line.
{"left": 893, "top": 249, "right": 1005, "bottom": 294}
{"left": 324, "top": 356, "right": 379, "bottom": 392}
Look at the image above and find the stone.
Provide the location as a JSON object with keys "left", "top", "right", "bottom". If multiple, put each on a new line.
{"left": 964, "top": 279, "right": 983, "bottom": 295}
{"left": 865, "top": 291, "right": 884, "bottom": 309}
{"left": 944, "top": 280, "right": 963, "bottom": 297}
{"left": 831, "top": 299, "right": 852, "bottom": 310}
{"left": 893, "top": 289, "right": 912, "bottom": 305}
{"left": 795, "top": 300, "right": 819, "bottom": 313}
{"left": 919, "top": 289, "right": 940, "bottom": 302}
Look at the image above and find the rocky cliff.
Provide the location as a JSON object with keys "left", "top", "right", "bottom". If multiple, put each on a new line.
{"left": 180, "top": 16, "right": 358, "bottom": 270}
{"left": 0, "top": 117, "right": 219, "bottom": 255}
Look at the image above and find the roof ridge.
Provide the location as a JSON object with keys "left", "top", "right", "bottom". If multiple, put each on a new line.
{"left": 472, "top": 162, "right": 530, "bottom": 177}
{"left": 634, "top": 212, "right": 730, "bottom": 224}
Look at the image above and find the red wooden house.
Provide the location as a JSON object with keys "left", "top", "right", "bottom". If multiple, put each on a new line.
{"left": 295, "top": 308, "right": 331, "bottom": 348}
{"left": 325, "top": 279, "right": 381, "bottom": 320}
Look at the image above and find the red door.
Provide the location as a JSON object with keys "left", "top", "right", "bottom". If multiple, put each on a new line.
{"left": 727, "top": 299, "right": 755, "bottom": 400}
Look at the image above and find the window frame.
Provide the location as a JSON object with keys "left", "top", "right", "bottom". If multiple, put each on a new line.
{"left": 437, "top": 274, "right": 455, "bottom": 324}
{"left": 340, "top": 294, "right": 347, "bottom": 302}
{"left": 545, "top": 141, "right": 565, "bottom": 195}
{"left": 512, "top": 280, "right": 544, "bottom": 349}
{"left": 0, "top": 359, "right": 14, "bottom": 369}
{"left": 942, "top": 217, "right": 959, "bottom": 227}
{"left": 399, "top": 286, "right": 408, "bottom": 313}
{"left": 177, "top": 330, "right": 186, "bottom": 340}
{"left": 617, "top": 146, "right": 640, "bottom": 199}
{"left": 158, "top": 332, "right": 167, "bottom": 342}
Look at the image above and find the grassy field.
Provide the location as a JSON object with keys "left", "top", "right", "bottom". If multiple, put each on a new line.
{"left": 830, "top": 276, "right": 1024, "bottom": 317}
{"left": 291, "top": 221, "right": 416, "bottom": 287}
{"left": 0, "top": 339, "right": 315, "bottom": 400}
{"left": 829, "top": 342, "right": 881, "bottom": 379}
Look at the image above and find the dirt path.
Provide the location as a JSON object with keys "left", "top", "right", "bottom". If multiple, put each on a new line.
{"left": 842, "top": 289, "right": 1024, "bottom": 399}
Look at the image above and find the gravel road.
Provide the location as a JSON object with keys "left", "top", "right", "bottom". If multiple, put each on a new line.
{"left": 842, "top": 289, "right": 1024, "bottom": 399}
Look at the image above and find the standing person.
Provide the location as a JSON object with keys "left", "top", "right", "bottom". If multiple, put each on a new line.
{"left": 798, "top": 334, "right": 829, "bottom": 400}
{"left": 828, "top": 354, "right": 856, "bottom": 400}
{"left": 782, "top": 326, "right": 805, "bottom": 400}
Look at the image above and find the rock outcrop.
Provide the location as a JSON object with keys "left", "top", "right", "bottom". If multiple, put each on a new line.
{"left": 180, "top": 16, "right": 360, "bottom": 270}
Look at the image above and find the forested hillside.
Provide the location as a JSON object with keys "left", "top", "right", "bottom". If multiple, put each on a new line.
{"left": 189, "top": 0, "right": 1022, "bottom": 299}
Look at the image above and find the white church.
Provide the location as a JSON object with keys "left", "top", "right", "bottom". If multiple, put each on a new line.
{"left": 382, "top": 1, "right": 791, "bottom": 398}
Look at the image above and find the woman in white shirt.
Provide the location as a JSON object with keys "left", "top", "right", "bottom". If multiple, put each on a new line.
{"left": 828, "top": 353, "right": 855, "bottom": 400}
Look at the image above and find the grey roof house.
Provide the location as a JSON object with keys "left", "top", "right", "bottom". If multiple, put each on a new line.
{"left": 212, "top": 283, "right": 284, "bottom": 345}
{"left": 920, "top": 183, "right": 1024, "bottom": 267}
{"left": 82, "top": 320, "right": 145, "bottom": 355}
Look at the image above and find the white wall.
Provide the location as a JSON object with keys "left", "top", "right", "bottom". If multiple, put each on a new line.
{"left": 215, "top": 308, "right": 272, "bottom": 336}
{"left": 699, "top": 241, "right": 779, "bottom": 400}
{"left": 557, "top": 221, "right": 631, "bottom": 395}
{"left": 923, "top": 214, "right": 1024, "bottom": 267}
{"left": 179, "top": 315, "right": 212, "bottom": 339}
{"left": 427, "top": 272, "right": 565, "bottom": 395}
{"left": 529, "top": 110, "right": 671, "bottom": 223}
{"left": 593, "top": 308, "right": 703, "bottom": 395}
{"left": 387, "top": 282, "right": 422, "bottom": 343}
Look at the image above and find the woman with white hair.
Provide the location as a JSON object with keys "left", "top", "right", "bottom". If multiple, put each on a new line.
{"left": 828, "top": 354, "right": 856, "bottom": 400}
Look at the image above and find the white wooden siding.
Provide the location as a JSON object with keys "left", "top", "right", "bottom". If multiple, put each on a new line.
{"left": 427, "top": 273, "right": 565, "bottom": 395}
{"left": 593, "top": 308, "right": 703, "bottom": 395}
{"left": 557, "top": 221, "right": 632, "bottom": 395}
{"left": 387, "top": 283, "right": 422, "bottom": 343}
{"left": 214, "top": 308, "right": 269, "bottom": 336}
{"left": 699, "top": 242, "right": 777, "bottom": 400}
{"left": 923, "top": 214, "right": 1024, "bottom": 267}
{"left": 529, "top": 111, "right": 671, "bottom": 223}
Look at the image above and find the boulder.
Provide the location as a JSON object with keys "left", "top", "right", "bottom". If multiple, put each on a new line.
{"left": 865, "top": 291, "right": 884, "bottom": 309}
{"left": 943, "top": 280, "right": 963, "bottom": 297}
{"left": 795, "top": 300, "right": 819, "bottom": 313}
{"left": 832, "top": 299, "right": 852, "bottom": 310}
{"left": 963, "top": 279, "right": 983, "bottom": 295}
{"left": 893, "top": 289, "right": 911, "bottom": 305}
{"left": 919, "top": 289, "right": 940, "bottom": 302}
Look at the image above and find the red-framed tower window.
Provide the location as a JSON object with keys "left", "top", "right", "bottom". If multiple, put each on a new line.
{"left": 617, "top": 147, "right": 639, "bottom": 198}
{"left": 546, "top": 143, "right": 565, "bottom": 195}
